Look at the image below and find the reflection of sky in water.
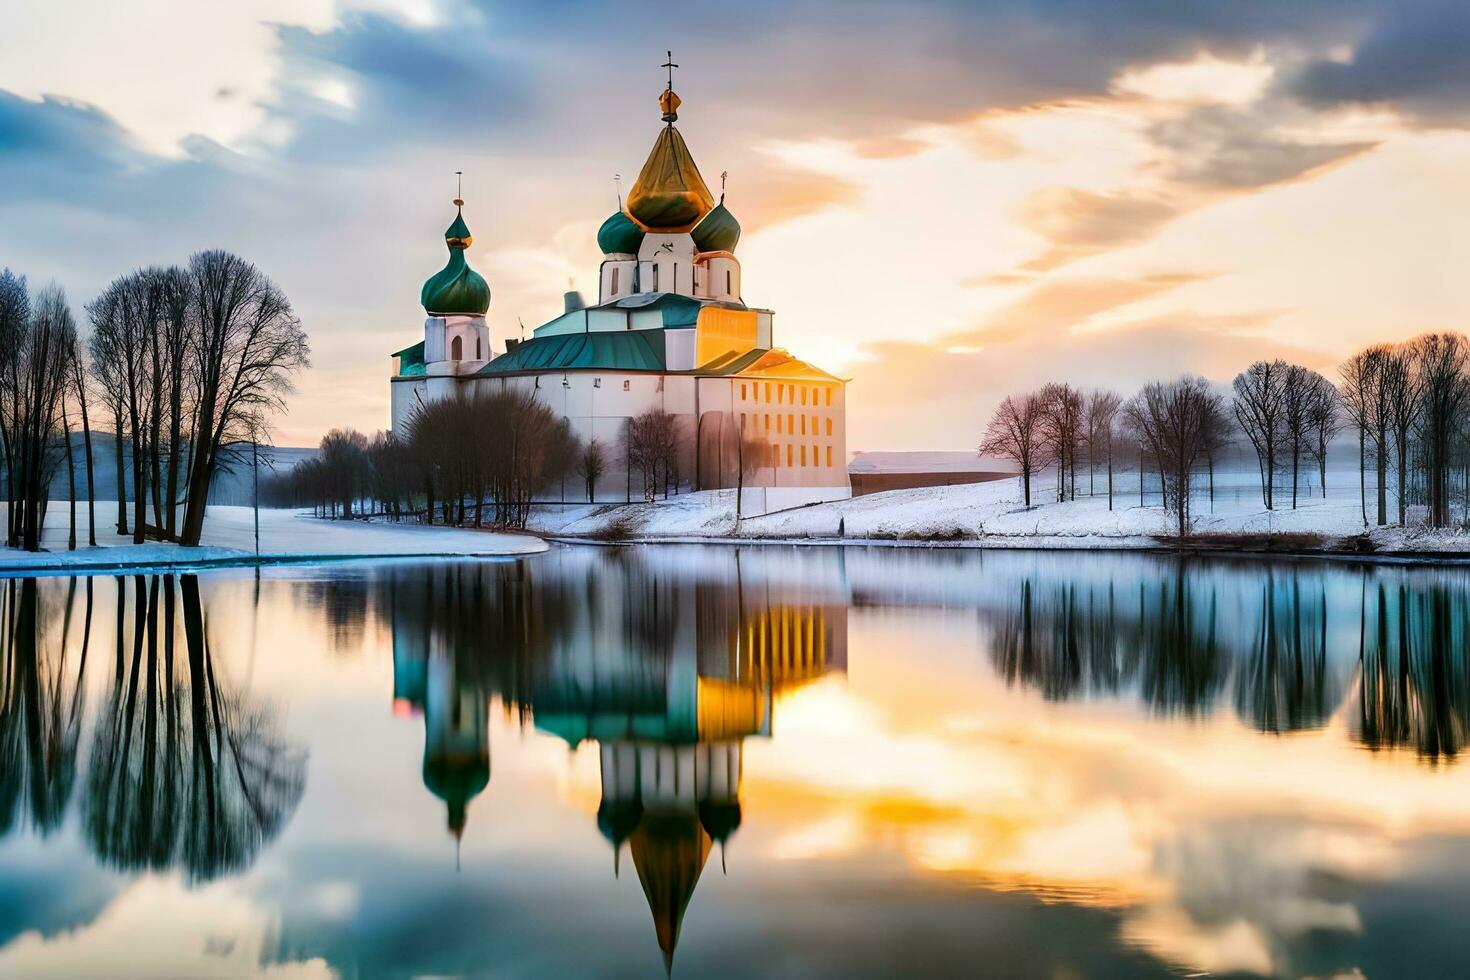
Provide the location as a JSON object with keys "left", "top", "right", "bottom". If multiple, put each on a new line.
{"left": 2, "top": 548, "right": 1470, "bottom": 978}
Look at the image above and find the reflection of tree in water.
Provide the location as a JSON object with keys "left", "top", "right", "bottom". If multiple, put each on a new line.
{"left": 0, "top": 577, "right": 91, "bottom": 836}
{"left": 83, "top": 574, "right": 307, "bottom": 883}
{"left": 1357, "top": 579, "right": 1470, "bottom": 762}
{"left": 994, "top": 568, "right": 1226, "bottom": 715}
{"left": 994, "top": 579, "right": 1133, "bottom": 700}
{"left": 1233, "top": 571, "right": 1334, "bottom": 734}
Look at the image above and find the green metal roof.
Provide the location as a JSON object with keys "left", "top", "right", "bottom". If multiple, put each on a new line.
{"left": 477, "top": 328, "right": 666, "bottom": 375}
{"left": 393, "top": 340, "right": 426, "bottom": 377}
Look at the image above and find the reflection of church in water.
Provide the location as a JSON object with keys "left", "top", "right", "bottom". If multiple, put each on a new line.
{"left": 387, "top": 556, "right": 847, "bottom": 968}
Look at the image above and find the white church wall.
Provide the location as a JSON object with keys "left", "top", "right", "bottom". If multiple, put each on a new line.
{"left": 665, "top": 328, "right": 696, "bottom": 370}
{"left": 389, "top": 378, "right": 426, "bottom": 435}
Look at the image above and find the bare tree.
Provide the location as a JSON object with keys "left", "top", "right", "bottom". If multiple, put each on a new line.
{"left": 152, "top": 266, "right": 193, "bottom": 538}
{"left": 1232, "top": 359, "right": 1286, "bottom": 510}
{"left": 1126, "top": 376, "right": 1221, "bottom": 536}
{"left": 1340, "top": 347, "right": 1387, "bottom": 526}
{"left": 576, "top": 437, "right": 606, "bottom": 502}
{"left": 1380, "top": 346, "right": 1420, "bottom": 525}
{"left": 1084, "top": 390, "right": 1122, "bottom": 504}
{"left": 86, "top": 288, "right": 131, "bottom": 537}
{"left": 0, "top": 283, "right": 77, "bottom": 550}
{"left": 65, "top": 331, "right": 98, "bottom": 546}
{"left": 1039, "top": 382, "right": 1083, "bottom": 502}
{"left": 0, "top": 269, "right": 31, "bottom": 543}
{"left": 980, "top": 392, "right": 1048, "bottom": 507}
{"left": 318, "top": 428, "right": 370, "bottom": 518}
{"left": 1305, "top": 373, "right": 1342, "bottom": 500}
{"left": 625, "top": 408, "right": 679, "bottom": 502}
{"left": 1409, "top": 332, "right": 1470, "bottom": 528}
{"left": 1279, "top": 365, "right": 1336, "bottom": 508}
{"left": 179, "top": 251, "right": 309, "bottom": 546}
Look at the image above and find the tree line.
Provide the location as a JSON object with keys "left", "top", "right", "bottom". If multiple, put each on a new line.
{"left": 981, "top": 331, "right": 1470, "bottom": 535}
{"left": 264, "top": 399, "right": 694, "bottom": 529}
{"left": 0, "top": 255, "right": 309, "bottom": 552}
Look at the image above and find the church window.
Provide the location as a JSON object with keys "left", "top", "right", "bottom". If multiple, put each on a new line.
{"left": 765, "top": 382, "right": 772, "bottom": 401}
{"left": 777, "top": 385, "right": 784, "bottom": 404}
{"left": 741, "top": 383, "right": 747, "bottom": 400}
{"left": 787, "top": 444, "right": 793, "bottom": 467}
{"left": 800, "top": 415, "right": 806, "bottom": 435}
{"left": 764, "top": 414, "right": 770, "bottom": 431}
{"left": 673, "top": 263, "right": 679, "bottom": 291}
{"left": 788, "top": 413, "right": 794, "bottom": 434}
{"left": 726, "top": 270, "right": 732, "bottom": 295}
{"left": 623, "top": 379, "right": 631, "bottom": 391}
{"left": 801, "top": 387, "right": 808, "bottom": 406}
{"left": 825, "top": 388, "right": 832, "bottom": 407}
{"left": 826, "top": 446, "right": 833, "bottom": 467}
{"left": 450, "top": 335, "right": 463, "bottom": 360}
{"left": 800, "top": 445, "right": 807, "bottom": 467}
{"left": 826, "top": 418, "right": 833, "bottom": 436}
{"left": 652, "top": 264, "right": 659, "bottom": 291}
{"left": 611, "top": 268, "right": 620, "bottom": 294}
{"left": 777, "top": 415, "right": 783, "bottom": 434}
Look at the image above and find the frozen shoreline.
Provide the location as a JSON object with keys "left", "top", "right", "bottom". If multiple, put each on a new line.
{"left": 527, "top": 478, "right": 1470, "bottom": 558}
{"left": 0, "top": 504, "right": 547, "bottom": 574}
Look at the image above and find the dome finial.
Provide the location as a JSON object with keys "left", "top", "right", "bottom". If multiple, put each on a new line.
{"left": 453, "top": 170, "right": 464, "bottom": 209}
{"left": 660, "top": 50, "right": 680, "bottom": 123}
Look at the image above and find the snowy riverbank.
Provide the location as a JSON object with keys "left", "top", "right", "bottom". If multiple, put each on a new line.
{"left": 0, "top": 504, "right": 546, "bottom": 573}
{"left": 529, "top": 479, "right": 1470, "bottom": 555}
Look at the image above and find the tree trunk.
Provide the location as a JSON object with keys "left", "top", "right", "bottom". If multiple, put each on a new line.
{"left": 1358, "top": 429, "right": 1367, "bottom": 527}
{"left": 1397, "top": 433, "right": 1408, "bottom": 526}
{"left": 1375, "top": 427, "right": 1387, "bottom": 526}
{"left": 113, "top": 424, "right": 129, "bottom": 536}
{"left": 78, "top": 385, "right": 96, "bottom": 546}
{"left": 65, "top": 418, "right": 77, "bottom": 550}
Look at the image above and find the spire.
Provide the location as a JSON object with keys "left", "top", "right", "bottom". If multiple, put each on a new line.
{"left": 626, "top": 54, "right": 714, "bottom": 232}
{"left": 660, "top": 51, "right": 680, "bottom": 123}
{"left": 421, "top": 179, "right": 490, "bottom": 315}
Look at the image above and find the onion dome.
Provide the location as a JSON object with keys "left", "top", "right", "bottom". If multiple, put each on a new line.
{"left": 598, "top": 209, "right": 645, "bottom": 254}
{"left": 625, "top": 88, "right": 715, "bottom": 232}
{"left": 423, "top": 754, "right": 490, "bottom": 839}
{"left": 697, "top": 800, "right": 742, "bottom": 843}
{"left": 421, "top": 203, "right": 490, "bottom": 316}
{"left": 691, "top": 198, "right": 740, "bottom": 253}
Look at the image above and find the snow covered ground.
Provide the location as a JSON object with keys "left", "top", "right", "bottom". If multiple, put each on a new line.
{"left": 530, "top": 476, "right": 1470, "bottom": 555}
{"left": 0, "top": 503, "right": 545, "bottom": 573}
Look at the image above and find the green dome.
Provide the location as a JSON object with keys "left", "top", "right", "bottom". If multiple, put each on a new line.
{"left": 598, "top": 798, "right": 645, "bottom": 845}
{"left": 691, "top": 201, "right": 740, "bottom": 253}
{"left": 598, "top": 210, "right": 645, "bottom": 255}
{"left": 421, "top": 208, "right": 491, "bottom": 315}
{"left": 698, "top": 800, "right": 742, "bottom": 843}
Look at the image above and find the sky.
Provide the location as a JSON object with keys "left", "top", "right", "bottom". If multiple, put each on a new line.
{"left": 2, "top": 1, "right": 1469, "bottom": 449}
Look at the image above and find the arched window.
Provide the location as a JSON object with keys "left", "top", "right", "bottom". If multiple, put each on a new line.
{"left": 450, "top": 335, "right": 463, "bottom": 360}
{"left": 475, "top": 335, "right": 482, "bottom": 359}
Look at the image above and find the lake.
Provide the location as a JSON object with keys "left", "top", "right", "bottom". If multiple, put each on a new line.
{"left": 1, "top": 546, "right": 1468, "bottom": 978}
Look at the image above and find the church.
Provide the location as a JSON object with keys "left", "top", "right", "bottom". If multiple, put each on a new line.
{"left": 390, "top": 69, "right": 850, "bottom": 508}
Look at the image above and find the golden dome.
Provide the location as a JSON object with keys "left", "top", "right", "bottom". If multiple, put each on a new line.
{"left": 625, "top": 89, "right": 715, "bottom": 232}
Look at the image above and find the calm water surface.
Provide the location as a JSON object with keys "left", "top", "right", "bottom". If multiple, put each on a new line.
{"left": 2, "top": 546, "right": 1469, "bottom": 978}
